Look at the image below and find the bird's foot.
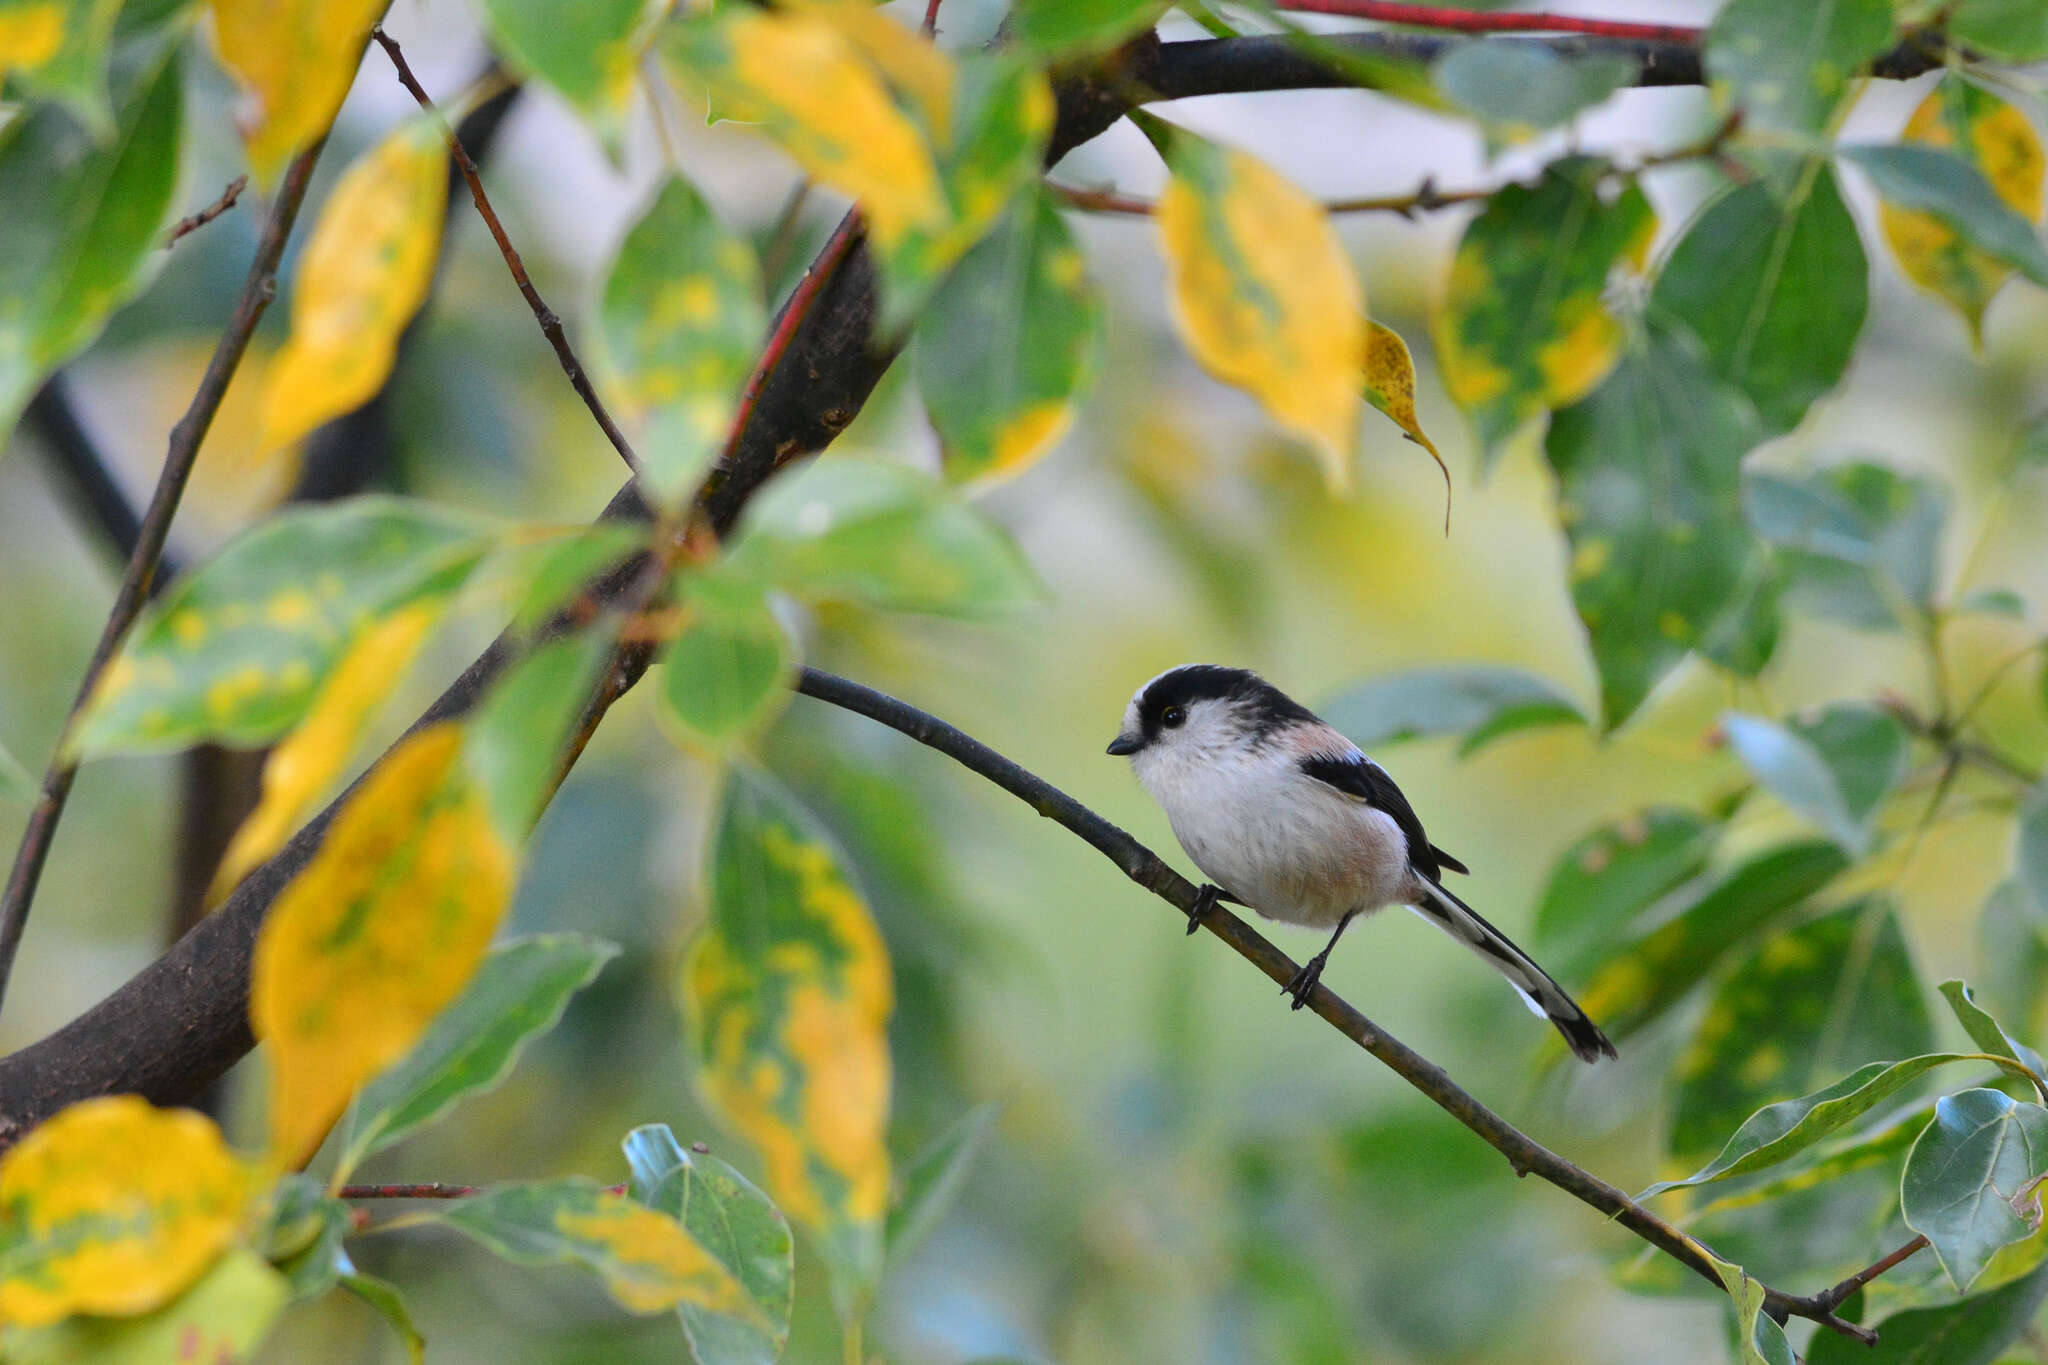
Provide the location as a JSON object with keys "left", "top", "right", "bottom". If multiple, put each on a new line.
{"left": 1282, "top": 954, "right": 1328, "bottom": 1010}
{"left": 1186, "top": 884, "right": 1222, "bottom": 936}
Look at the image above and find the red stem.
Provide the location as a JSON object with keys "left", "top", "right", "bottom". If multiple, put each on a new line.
{"left": 719, "top": 211, "right": 865, "bottom": 464}
{"left": 1267, "top": 1, "right": 1700, "bottom": 41}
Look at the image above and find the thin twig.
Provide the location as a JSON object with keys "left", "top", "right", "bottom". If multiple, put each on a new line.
{"left": 0, "top": 143, "right": 327, "bottom": 1017}
{"left": 1265, "top": 0, "right": 1699, "bottom": 41}
{"left": 339, "top": 1182, "right": 478, "bottom": 1199}
{"left": 163, "top": 175, "right": 249, "bottom": 249}
{"left": 370, "top": 27, "right": 643, "bottom": 479}
{"left": 789, "top": 666, "right": 1878, "bottom": 1347}
{"left": 922, "top": 0, "right": 943, "bottom": 36}
{"left": 1811, "top": 1234, "right": 1929, "bottom": 1312}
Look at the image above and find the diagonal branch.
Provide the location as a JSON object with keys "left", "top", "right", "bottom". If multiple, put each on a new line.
{"left": 788, "top": 667, "right": 1876, "bottom": 1346}
{"left": 0, "top": 142, "right": 328, "bottom": 1016}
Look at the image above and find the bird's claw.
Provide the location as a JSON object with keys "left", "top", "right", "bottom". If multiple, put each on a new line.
{"left": 1282, "top": 957, "right": 1325, "bottom": 1010}
{"left": 1186, "top": 883, "right": 1222, "bottom": 936}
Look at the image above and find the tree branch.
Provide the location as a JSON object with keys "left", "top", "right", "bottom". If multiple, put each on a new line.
{"left": 1267, "top": 2, "right": 1698, "bottom": 41}
{"left": 0, "top": 142, "right": 327, "bottom": 1015}
{"left": 786, "top": 667, "right": 1875, "bottom": 1346}
{"left": 162, "top": 175, "right": 249, "bottom": 250}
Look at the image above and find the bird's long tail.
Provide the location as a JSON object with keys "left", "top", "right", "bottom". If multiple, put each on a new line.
{"left": 1414, "top": 880, "right": 1616, "bottom": 1063}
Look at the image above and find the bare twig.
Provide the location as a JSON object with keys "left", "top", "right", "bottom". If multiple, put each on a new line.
{"left": 0, "top": 142, "right": 327, "bottom": 1016}
{"left": 162, "top": 175, "right": 249, "bottom": 249}
{"left": 339, "top": 1182, "right": 479, "bottom": 1199}
{"left": 370, "top": 28, "right": 642, "bottom": 479}
{"left": 1267, "top": 1, "right": 1699, "bottom": 41}
{"left": 922, "top": 0, "right": 944, "bottom": 36}
{"left": 789, "top": 666, "right": 1877, "bottom": 1347}
{"left": 1810, "top": 1234, "right": 1929, "bottom": 1313}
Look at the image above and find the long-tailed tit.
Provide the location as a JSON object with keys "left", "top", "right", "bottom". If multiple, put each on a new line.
{"left": 1107, "top": 664, "right": 1615, "bottom": 1063}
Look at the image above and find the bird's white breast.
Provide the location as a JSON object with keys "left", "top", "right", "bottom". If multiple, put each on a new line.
{"left": 1132, "top": 739, "right": 1415, "bottom": 928}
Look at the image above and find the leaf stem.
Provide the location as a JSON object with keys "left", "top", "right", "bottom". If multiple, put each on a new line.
{"left": 370, "top": 27, "right": 643, "bottom": 480}
{"left": 0, "top": 141, "right": 327, "bottom": 1018}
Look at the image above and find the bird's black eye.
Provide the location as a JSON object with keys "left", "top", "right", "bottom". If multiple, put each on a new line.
{"left": 1161, "top": 705, "right": 1187, "bottom": 728}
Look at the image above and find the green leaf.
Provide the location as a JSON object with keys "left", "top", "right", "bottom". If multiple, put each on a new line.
{"left": 1532, "top": 807, "right": 1716, "bottom": 973}
{"left": 0, "top": 31, "right": 182, "bottom": 436}
{"left": 1, "top": 1248, "right": 287, "bottom": 1365}
{"left": 1745, "top": 461, "right": 1947, "bottom": 629}
{"left": 466, "top": 631, "right": 615, "bottom": 839}
{"left": 2020, "top": 784, "right": 2048, "bottom": 916}
{"left": 474, "top": 0, "right": 661, "bottom": 145}
{"left": 1652, "top": 167, "right": 1869, "bottom": 437}
{"left": 916, "top": 190, "right": 1102, "bottom": 484}
{"left": 1851, "top": 142, "right": 2048, "bottom": 283}
{"left": 1546, "top": 321, "right": 1766, "bottom": 729}
{"left": 432, "top": 1178, "right": 760, "bottom": 1318}
{"left": 1431, "top": 41, "right": 1633, "bottom": 139}
{"left": 657, "top": 571, "right": 795, "bottom": 748}
{"left": 1704, "top": 1252, "right": 1798, "bottom": 1365}
{"left": 887, "top": 1103, "right": 996, "bottom": 1267}
{"left": 1940, "top": 980, "right": 2048, "bottom": 1094}
{"left": 1010, "top": 0, "right": 1166, "bottom": 56}
{"left": 594, "top": 176, "right": 766, "bottom": 506}
{"left": 1903, "top": 1089, "right": 2048, "bottom": 1289}
{"left": 682, "top": 768, "right": 895, "bottom": 1315}
{"left": 1646, "top": 1054, "right": 2041, "bottom": 1196}
{"left": 260, "top": 1174, "right": 349, "bottom": 1301}
{"left": 339, "top": 1272, "right": 425, "bottom": 1365}
{"left": 1809, "top": 1260, "right": 2048, "bottom": 1364}
{"left": 1957, "top": 587, "right": 2027, "bottom": 618}
{"left": 1434, "top": 157, "right": 1653, "bottom": 457}
{"left": 1705, "top": 0, "right": 1894, "bottom": 138}
{"left": 1950, "top": 0, "right": 2048, "bottom": 60}
{"left": 503, "top": 523, "right": 646, "bottom": 636}
{"left": 339, "top": 934, "right": 620, "bottom": 1177}
{"left": 729, "top": 455, "right": 1039, "bottom": 617}
{"left": 0, "top": 0, "right": 124, "bottom": 130}
{"left": 1672, "top": 901, "right": 1934, "bottom": 1162}
{"left": 1683, "top": 1101, "right": 1931, "bottom": 1221}
{"left": 1722, "top": 705, "right": 1909, "bottom": 856}
{"left": 1579, "top": 840, "right": 1850, "bottom": 1041}
{"left": 1319, "top": 665, "right": 1582, "bottom": 756}
{"left": 623, "top": 1123, "right": 794, "bottom": 1365}
{"left": 72, "top": 497, "right": 499, "bottom": 757}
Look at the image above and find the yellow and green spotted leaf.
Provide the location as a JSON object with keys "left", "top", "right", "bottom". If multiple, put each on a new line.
{"left": 0, "top": 34, "right": 182, "bottom": 436}
{"left": 1544, "top": 320, "right": 1766, "bottom": 729}
{"left": 206, "top": 0, "right": 389, "bottom": 185}
{"left": 1875, "top": 76, "right": 2047, "bottom": 343}
{"left": 0, "top": 0, "right": 123, "bottom": 131}
{"left": 259, "top": 116, "right": 449, "bottom": 456}
{"left": 657, "top": 570, "right": 795, "bottom": 750}
{"left": 475, "top": 0, "right": 663, "bottom": 147}
{"left": 0, "top": 1096, "right": 252, "bottom": 1327}
{"left": 660, "top": 7, "right": 949, "bottom": 256}
{"left": 682, "top": 769, "right": 894, "bottom": 1306}
{"left": 594, "top": 176, "right": 766, "bottom": 508}
{"left": 916, "top": 189, "right": 1102, "bottom": 484}
{"left": 1436, "top": 158, "right": 1650, "bottom": 462}
{"left": 1704, "top": 0, "right": 1893, "bottom": 138}
{"left": 70, "top": 497, "right": 497, "bottom": 758}
{"left": 2, "top": 1248, "right": 289, "bottom": 1364}
{"left": 1148, "top": 116, "right": 1363, "bottom": 490}
{"left": 1670, "top": 900, "right": 1932, "bottom": 1164}
{"left": 251, "top": 722, "right": 516, "bottom": 1168}
{"left": 432, "top": 1179, "right": 759, "bottom": 1318}
{"left": 209, "top": 602, "right": 444, "bottom": 903}
{"left": 1360, "top": 318, "right": 1447, "bottom": 493}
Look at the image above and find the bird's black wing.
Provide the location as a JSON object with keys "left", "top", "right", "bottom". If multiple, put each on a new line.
{"left": 1299, "top": 752, "right": 1467, "bottom": 880}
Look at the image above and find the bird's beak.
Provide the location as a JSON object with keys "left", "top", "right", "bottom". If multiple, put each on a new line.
{"left": 1106, "top": 735, "right": 1142, "bottom": 756}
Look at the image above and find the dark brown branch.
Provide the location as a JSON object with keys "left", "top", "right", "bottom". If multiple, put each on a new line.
{"left": 370, "top": 28, "right": 642, "bottom": 480}
{"left": 162, "top": 175, "right": 248, "bottom": 249}
{"left": 786, "top": 668, "right": 1877, "bottom": 1345}
{"left": 339, "top": 1182, "right": 479, "bottom": 1199}
{"left": 0, "top": 142, "right": 327, "bottom": 1015}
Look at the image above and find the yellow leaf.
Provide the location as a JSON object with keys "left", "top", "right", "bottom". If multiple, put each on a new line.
{"left": 0, "top": 3, "right": 64, "bottom": 74}
{"left": 258, "top": 117, "right": 448, "bottom": 454}
{"left": 786, "top": 0, "right": 953, "bottom": 139}
{"left": 663, "top": 8, "right": 948, "bottom": 251}
{"left": 207, "top": 0, "right": 390, "bottom": 185}
{"left": 209, "top": 603, "right": 441, "bottom": 903}
{"left": 1155, "top": 129, "right": 1363, "bottom": 491}
{"left": 1362, "top": 317, "right": 1451, "bottom": 526}
{"left": 683, "top": 773, "right": 892, "bottom": 1297}
{"left": 252, "top": 722, "right": 516, "bottom": 1169}
{"left": 552, "top": 1199, "right": 758, "bottom": 1315}
{"left": 1878, "top": 75, "right": 2046, "bottom": 344}
{"left": 0, "top": 1096, "right": 251, "bottom": 1328}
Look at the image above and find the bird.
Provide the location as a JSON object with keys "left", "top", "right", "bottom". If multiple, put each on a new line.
{"left": 1106, "top": 664, "right": 1615, "bottom": 1063}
